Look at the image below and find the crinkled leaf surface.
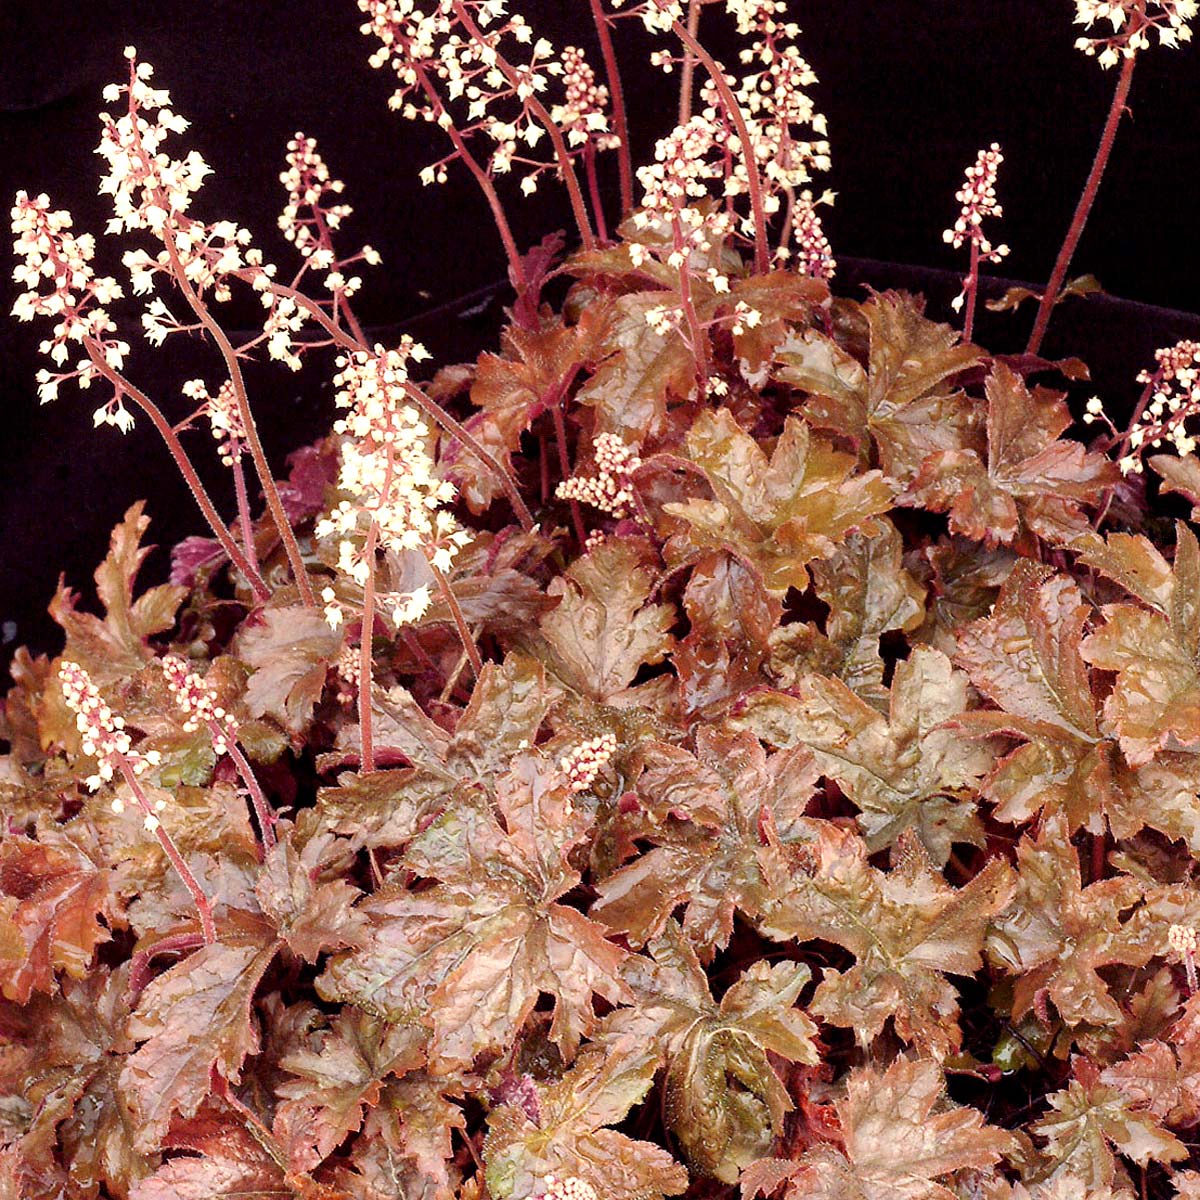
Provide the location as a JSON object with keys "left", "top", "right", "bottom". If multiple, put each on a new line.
{"left": 605, "top": 922, "right": 817, "bottom": 1181}
{"left": 758, "top": 825, "right": 1014, "bottom": 1056}
{"left": 783, "top": 1057, "right": 1014, "bottom": 1200}
{"left": 1031, "top": 1071, "right": 1187, "bottom": 1188}
{"left": 664, "top": 408, "right": 893, "bottom": 596}
{"left": 986, "top": 814, "right": 1150, "bottom": 1027}
{"left": 591, "top": 727, "right": 819, "bottom": 958}
{"left": 734, "top": 646, "right": 989, "bottom": 864}
{"left": 1079, "top": 524, "right": 1200, "bottom": 765}
{"left": 48, "top": 502, "right": 186, "bottom": 683}
{"left": 779, "top": 291, "right": 983, "bottom": 484}
{"left": 483, "top": 1038, "right": 689, "bottom": 1200}
{"left": 320, "top": 756, "right": 627, "bottom": 1066}
{"left": 907, "top": 364, "right": 1117, "bottom": 546}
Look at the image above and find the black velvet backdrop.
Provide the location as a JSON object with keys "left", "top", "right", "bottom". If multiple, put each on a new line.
{"left": 1, "top": 0, "right": 1198, "bottom": 671}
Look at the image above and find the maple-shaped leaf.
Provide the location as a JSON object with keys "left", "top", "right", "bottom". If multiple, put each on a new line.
{"left": 1078, "top": 524, "right": 1200, "bottom": 764}
{"left": 119, "top": 929, "right": 279, "bottom": 1152}
{"left": 809, "top": 517, "right": 926, "bottom": 709}
{"left": 986, "top": 814, "right": 1151, "bottom": 1027}
{"left": 275, "top": 1008, "right": 427, "bottom": 1161}
{"left": 782, "top": 1057, "right": 1015, "bottom": 1200}
{"left": 575, "top": 291, "right": 698, "bottom": 441}
{"left": 343, "top": 1071, "right": 467, "bottom": 1200}
{"left": 955, "top": 560, "right": 1200, "bottom": 846}
{"left": 48, "top": 502, "right": 186, "bottom": 683}
{"left": 255, "top": 833, "right": 366, "bottom": 962}
{"left": 1100, "top": 1040, "right": 1200, "bottom": 1128}
{"left": 517, "top": 536, "right": 675, "bottom": 707}
{"left": 906, "top": 363, "right": 1118, "bottom": 546}
{"left": 483, "top": 1038, "right": 689, "bottom": 1200}
{"left": 673, "top": 550, "right": 782, "bottom": 721}
{"left": 236, "top": 604, "right": 344, "bottom": 735}
{"left": 604, "top": 922, "right": 818, "bottom": 1181}
{"left": 778, "top": 290, "right": 984, "bottom": 484}
{"left": 0, "top": 829, "right": 121, "bottom": 1002}
{"left": 320, "top": 754, "right": 628, "bottom": 1067}
{"left": 1031, "top": 1068, "right": 1187, "bottom": 1189}
{"left": 664, "top": 408, "right": 894, "bottom": 596}
{"left": 458, "top": 313, "right": 603, "bottom": 510}
{"left": 18, "top": 967, "right": 150, "bottom": 1200}
{"left": 912, "top": 536, "right": 1015, "bottom": 657}
{"left": 734, "top": 647, "right": 989, "bottom": 865}
{"left": 758, "top": 825, "right": 1014, "bottom": 1057}
{"left": 591, "top": 727, "right": 820, "bottom": 959}
{"left": 128, "top": 1095, "right": 343, "bottom": 1200}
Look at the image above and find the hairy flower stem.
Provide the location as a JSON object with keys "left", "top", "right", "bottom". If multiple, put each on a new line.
{"left": 963, "top": 240, "right": 981, "bottom": 344}
{"left": 161, "top": 235, "right": 316, "bottom": 608}
{"left": 1091, "top": 371, "right": 1158, "bottom": 527}
{"left": 677, "top": 0, "right": 703, "bottom": 125}
{"left": 676, "top": 233, "right": 710, "bottom": 384}
{"left": 672, "top": 20, "right": 770, "bottom": 275}
{"left": 430, "top": 560, "right": 483, "bottom": 678}
{"left": 234, "top": 273, "right": 535, "bottom": 532}
{"left": 358, "top": 520, "right": 380, "bottom": 775}
{"left": 1026, "top": 52, "right": 1136, "bottom": 357}
{"left": 118, "top": 758, "right": 216, "bottom": 943}
{"left": 414, "top": 68, "right": 528, "bottom": 291}
{"left": 83, "top": 339, "right": 271, "bottom": 603}
{"left": 584, "top": 145, "right": 610, "bottom": 243}
{"left": 220, "top": 731, "right": 275, "bottom": 853}
{"left": 232, "top": 458, "right": 262, "bottom": 581}
{"left": 451, "top": 2, "right": 596, "bottom": 252}
{"left": 588, "top": 0, "right": 633, "bottom": 214}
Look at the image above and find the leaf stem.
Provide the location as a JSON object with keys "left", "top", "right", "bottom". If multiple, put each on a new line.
{"left": 219, "top": 730, "right": 276, "bottom": 854}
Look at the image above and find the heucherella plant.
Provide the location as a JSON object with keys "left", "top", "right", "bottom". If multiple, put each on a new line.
{"left": 7, "top": 4, "right": 1200, "bottom": 1200}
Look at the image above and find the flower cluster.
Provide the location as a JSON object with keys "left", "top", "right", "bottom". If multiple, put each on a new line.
{"left": 944, "top": 144, "right": 1009, "bottom": 315}
{"left": 550, "top": 46, "right": 617, "bottom": 152}
{"left": 182, "top": 378, "right": 246, "bottom": 466}
{"left": 1074, "top": 0, "right": 1196, "bottom": 65}
{"left": 557, "top": 433, "right": 642, "bottom": 518}
{"left": 557, "top": 734, "right": 618, "bottom": 795}
{"left": 279, "top": 132, "right": 379, "bottom": 296}
{"left": 357, "top": 0, "right": 565, "bottom": 191}
{"left": 632, "top": 117, "right": 736, "bottom": 275}
{"left": 161, "top": 654, "right": 239, "bottom": 755}
{"left": 610, "top": 0, "right": 683, "bottom": 35}
{"left": 720, "top": 12, "right": 832, "bottom": 228}
{"left": 788, "top": 191, "right": 835, "bottom": 279}
{"left": 58, "top": 660, "right": 161, "bottom": 795}
{"left": 317, "top": 342, "right": 469, "bottom": 627}
{"left": 11, "top": 191, "right": 133, "bottom": 425}
{"left": 539, "top": 1176, "right": 600, "bottom": 1200}
{"left": 1116, "top": 339, "right": 1200, "bottom": 473}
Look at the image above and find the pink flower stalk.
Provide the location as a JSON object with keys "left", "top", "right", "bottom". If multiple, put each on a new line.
{"left": 59, "top": 660, "right": 216, "bottom": 942}
{"left": 161, "top": 654, "right": 276, "bottom": 852}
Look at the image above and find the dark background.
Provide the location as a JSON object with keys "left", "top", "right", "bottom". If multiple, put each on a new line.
{"left": 2, "top": 0, "right": 1198, "bottom": 671}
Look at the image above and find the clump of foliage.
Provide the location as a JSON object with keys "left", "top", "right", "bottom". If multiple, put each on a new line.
{"left": 5, "top": 2, "right": 1200, "bottom": 1199}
